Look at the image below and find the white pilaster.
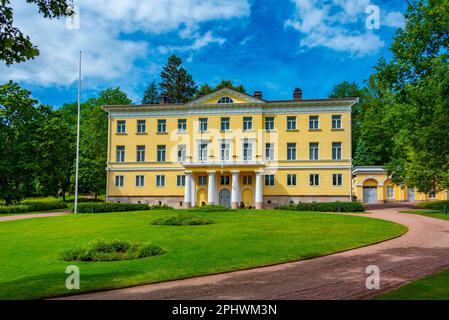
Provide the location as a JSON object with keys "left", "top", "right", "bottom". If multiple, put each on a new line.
{"left": 231, "top": 170, "right": 240, "bottom": 209}
{"left": 207, "top": 170, "right": 217, "bottom": 204}
{"left": 184, "top": 171, "right": 192, "bottom": 208}
{"left": 255, "top": 170, "right": 264, "bottom": 209}
{"left": 190, "top": 174, "right": 196, "bottom": 206}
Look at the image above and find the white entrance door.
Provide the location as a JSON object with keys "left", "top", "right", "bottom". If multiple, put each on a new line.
{"left": 407, "top": 189, "right": 415, "bottom": 202}
{"left": 219, "top": 189, "right": 231, "bottom": 208}
{"left": 363, "top": 187, "right": 377, "bottom": 203}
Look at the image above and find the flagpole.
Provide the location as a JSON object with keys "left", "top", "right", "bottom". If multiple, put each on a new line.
{"left": 74, "top": 51, "right": 82, "bottom": 214}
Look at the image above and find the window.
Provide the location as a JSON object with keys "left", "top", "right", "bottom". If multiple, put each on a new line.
{"left": 310, "top": 174, "right": 320, "bottom": 186}
{"left": 221, "top": 117, "right": 230, "bottom": 131}
{"left": 220, "top": 141, "right": 231, "bottom": 161}
{"left": 332, "top": 174, "right": 343, "bottom": 186}
{"left": 243, "top": 117, "right": 253, "bottom": 131}
{"left": 116, "top": 146, "right": 125, "bottom": 162}
{"left": 178, "top": 119, "right": 187, "bottom": 132}
{"left": 220, "top": 176, "right": 230, "bottom": 185}
{"left": 157, "top": 119, "right": 166, "bottom": 133}
{"left": 218, "top": 96, "right": 233, "bottom": 104}
{"left": 243, "top": 140, "right": 253, "bottom": 161}
{"left": 157, "top": 145, "right": 166, "bottom": 162}
{"left": 198, "top": 176, "right": 207, "bottom": 186}
{"left": 387, "top": 186, "right": 394, "bottom": 199}
{"left": 177, "top": 175, "right": 186, "bottom": 187}
{"left": 117, "top": 120, "right": 126, "bottom": 134}
{"left": 137, "top": 120, "right": 146, "bottom": 133}
{"left": 332, "top": 142, "right": 342, "bottom": 160}
{"left": 136, "top": 145, "right": 145, "bottom": 162}
{"left": 332, "top": 115, "right": 342, "bottom": 129}
{"left": 135, "top": 175, "right": 145, "bottom": 187}
{"left": 309, "top": 116, "right": 319, "bottom": 130}
{"left": 287, "top": 174, "right": 297, "bottom": 186}
{"left": 243, "top": 176, "right": 252, "bottom": 185}
{"left": 265, "top": 117, "right": 275, "bottom": 130}
{"left": 309, "top": 143, "right": 319, "bottom": 160}
{"left": 287, "top": 143, "right": 296, "bottom": 161}
{"left": 287, "top": 116, "right": 297, "bottom": 130}
{"left": 156, "top": 175, "right": 165, "bottom": 187}
{"left": 199, "top": 118, "right": 208, "bottom": 132}
{"left": 265, "top": 174, "right": 275, "bottom": 186}
{"left": 198, "top": 142, "right": 208, "bottom": 161}
{"left": 265, "top": 143, "right": 274, "bottom": 161}
{"left": 115, "top": 175, "right": 124, "bottom": 187}
{"left": 429, "top": 191, "right": 437, "bottom": 199}
{"left": 177, "top": 145, "right": 186, "bottom": 162}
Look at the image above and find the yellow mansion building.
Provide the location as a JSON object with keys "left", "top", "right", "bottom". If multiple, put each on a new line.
{"left": 103, "top": 87, "right": 357, "bottom": 209}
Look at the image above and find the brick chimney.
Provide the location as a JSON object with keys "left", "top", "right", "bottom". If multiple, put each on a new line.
{"left": 159, "top": 95, "right": 169, "bottom": 104}
{"left": 254, "top": 91, "right": 263, "bottom": 100}
{"left": 293, "top": 88, "right": 302, "bottom": 101}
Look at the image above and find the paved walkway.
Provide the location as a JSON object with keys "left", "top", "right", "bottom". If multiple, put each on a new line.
{"left": 61, "top": 208, "right": 449, "bottom": 300}
{"left": 0, "top": 212, "right": 70, "bottom": 222}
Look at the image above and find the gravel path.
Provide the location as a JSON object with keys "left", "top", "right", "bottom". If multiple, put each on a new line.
{"left": 60, "top": 208, "right": 449, "bottom": 300}
{"left": 0, "top": 212, "right": 70, "bottom": 222}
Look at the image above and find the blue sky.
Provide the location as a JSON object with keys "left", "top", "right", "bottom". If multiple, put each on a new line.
{"left": 1, "top": 0, "right": 407, "bottom": 107}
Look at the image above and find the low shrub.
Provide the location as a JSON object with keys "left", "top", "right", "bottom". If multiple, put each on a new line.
{"left": 417, "top": 200, "right": 449, "bottom": 211}
{"left": 276, "top": 201, "right": 365, "bottom": 213}
{"left": 0, "top": 201, "right": 68, "bottom": 214}
{"left": 59, "top": 239, "right": 165, "bottom": 262}
{"left": 149, "top": 204, "right": 174, "bottom": 210}
{"left": 151, "top": 214, "right": 214, "bottom": 226}
{"left": 76, "top": 203, "right": 150, "bottom": 214}
{"left": 190, "top": 204, "right": 232, "bottom": 212}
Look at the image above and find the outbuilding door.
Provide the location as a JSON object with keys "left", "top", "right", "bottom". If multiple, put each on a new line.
{"left": 219, "top": 189, "right": 231, "bottom": 208}
{"left": 407, "top": 189, "right": 415, "bottom": 202}
{"left": 363, "top": 187, "right": 377, "bottom": 203}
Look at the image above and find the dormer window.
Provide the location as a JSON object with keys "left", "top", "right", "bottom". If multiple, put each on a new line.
{"left": 218, "top": 96, "right": 233, "bottom": 104}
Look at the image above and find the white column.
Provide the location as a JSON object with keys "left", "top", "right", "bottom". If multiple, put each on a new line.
{"left": 207, "top": 170, "right": 217, "bottom": 204}
{"left": 190, "top": 174, "right": 196, "bottom": 206}
{"left": 255, "top": 170, "right": 264, "bottom": 209}
{"left": 231, "top": 170, "right": 240, "bottom": 209}
{"left": 184, "top": 171, "right": 192, "bottom": 208}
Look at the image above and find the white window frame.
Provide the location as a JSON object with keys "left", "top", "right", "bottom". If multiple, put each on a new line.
{"left": 243, "top": 117, "right": 253, "bottom": 131}
{"left": 220, "top": 140, "right": 231, "bottom": 161}
{"left": 310, "top": 174, "right": 320, "bottom": 186}
{"left": 176, "top": 175, "right": 186, "bottom": 187}
{"left": 332, "top": 115, "right": 342, "bottom": 129}
{"left": 137, "top": 120, "right": 146, "bottom": 133}
{"left": 178, "top": 119, "right": 187, "bottom": 132}
{"left": 198, "top": 175, "right": 207, "bottom": 186}
{"left": 177, "top": 144, "right": 186, "bottom": 162}
{"left": 157, "top": 145, "right": 166, "bottom": 162}
{"left": 332, "top": 174, "right": 343, "bottom": 186}
{"left": 115, "top": 175, "right": 124, "bottom": 187}
{"left": 135, "top": 175, "right": 145, "bottom": 187}
{"left": 265, "top": 117, "right": 275, "bottom": 131}
{"left": 309, "top": 116, "right": 319, "bottom": 130}
{"left": 265, "top": 174, "right": 275, "bottom": 186}
{"left": 287, "top": 143, "right": 296, "bottom": 161}
{"left": 156, "top": 175, "right": 166, "bottom": 187}
{"left": 116, "top": 146, "right": 125, "bottom": 162}
{"left": 309, "top": 143, "right": 319, "bottom": 161}
{"left": 117, "top": 120, "right": 126, "bottom": 134}
{"left": 242, "top": 139, "right": 254, "bottom": 161}
{"left": 221, "top": 117, "right": 230, "bottom": 131}
{"left": 136, "top": 145, "right": 145, "bottom": 162}
{"left": 265, "top": 143, "right": 275, "bottom": 161}
{"left": 287, "top": 174, "right": 297, "bottom": 186}
{"left": 198, "top": 141, "right": 209, "bottom": 161}
{"left": 199, "top": 118, "right": 208, "bottom": 132}
{"left": 243, "top": 175, "right": 252, "bottom": 185}
{"left": 218, "top": 96, "right": 233, "bottom": 104}
{"left": 387, "top": 186, "right": 394, "bottom": 199}
{"left": 332, "top": 142, "right": 342, "bottom": 160}
{"left": 157, "top": 119, "right": 166, "bottom": 133}
{"left": 287, "top": 116, "right": 296, "bottom": 130}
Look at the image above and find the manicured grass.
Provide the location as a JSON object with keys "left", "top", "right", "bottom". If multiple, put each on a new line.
{"left": 375, "top": 267, "right": 449, "bottom": 300}
{"left": 400, "top": 210, "right": 449, "bottom": 221}
{"left": 0, "top": 209, "right": 406, "bottom": 299}
{"left": 417, "top": 200, "right": 449, "bottom": 211}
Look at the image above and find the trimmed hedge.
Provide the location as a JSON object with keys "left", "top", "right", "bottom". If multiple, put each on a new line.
{"left": 190, "top": 204, "right": 232, "bottom": 212}
{"left": 76, "top": 203, "right": 151, "bottom": 213}
{"left": 149, "top": 204, "right": 174, "bottom": 210}
{"left": 59, "top": 239, "right": 165, "bottom": 262}
{"left": 276, "top": 202, "right": 365, "bottom": 213}
{"left": 0, "top": 201, "right": 68, "bottom": 214}
{"left": 417, "top": 200, "right": 449, "bottom": 211}
{"left": 151, "top": 214, "right": 214, "bottom": 226}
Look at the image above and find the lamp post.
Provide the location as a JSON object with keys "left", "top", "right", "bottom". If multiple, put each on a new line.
{"left": 74, "top": 51, "right": 81, "bottom": 214}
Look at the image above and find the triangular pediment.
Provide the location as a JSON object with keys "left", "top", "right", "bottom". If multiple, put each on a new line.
{"left": 187, "top": 88, "right": 266, "bottom": 105}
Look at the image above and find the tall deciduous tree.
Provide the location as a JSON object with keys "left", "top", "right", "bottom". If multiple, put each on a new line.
{"left": 159, "top": 55, "right": 197, "bottom": 103}
{"left": 142, "top": 81, "right": 159, "bottom": 104}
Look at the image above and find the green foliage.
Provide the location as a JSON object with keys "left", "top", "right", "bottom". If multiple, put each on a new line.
{"left": 76, "top": 202, "right": 150, "bottom": 214}
{"left": 148, "top": 204, "right": 173, "bottom": 210}
{"left": 159, "top": 55, "right": 197, "bottom": 103}
{"left": 276, "top": 202, "right": 365, "bottom": 213}
{"left": 0, "top": 201, "right": 68, "bottom": 214}
{"left": 417, "top": 200, "right": 449, "bottom": 211}
{"left": 214, "top": 79, "right": 246, "bottom": 93}
{"left": 142, "top": 81, "right": 159, "bottom": 104}
{"left": 151, "top": 214, "right": 214, "bottom": 226}
{"left": 59, "top": 239, "right": 165, "bottom": 262}
{"left": 190, "top": 205, "right": 232, "bottom": 212}
{"left": 0, "top": 0, "right": 72, "bottom": 65}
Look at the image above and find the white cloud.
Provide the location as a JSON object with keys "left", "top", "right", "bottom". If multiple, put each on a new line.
{"left": 285, "top": 0, "right": 401, "bottom": 57}
{"left": 383, "top": 11, "right": 405, "bottom": 28}
{"left": 0, "top": 0, "right": 250, "bottom": 91}
{"left": 158, "top": 31, "right": 226, "bottom": 54}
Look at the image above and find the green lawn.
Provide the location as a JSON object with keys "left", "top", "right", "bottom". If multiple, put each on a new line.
{"left": 375, "top": 268, "right": 449, "bottom": 300}
{"left": 401, "top": 210, "right": 449, "bottom": 221}
{"left": 0, "top": 209, "right": 406, "bottom": 300}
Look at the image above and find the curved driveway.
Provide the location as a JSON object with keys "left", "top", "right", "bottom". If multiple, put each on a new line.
{"left": 62, "top": 208, "right": 449, "bottom": 300}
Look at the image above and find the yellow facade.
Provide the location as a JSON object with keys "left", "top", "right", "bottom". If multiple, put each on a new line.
{"left": 103, "top": 88, "right": 357, "bottom": 208}
{"left": 352, "top": 166, "right": 448, "bottom": 203}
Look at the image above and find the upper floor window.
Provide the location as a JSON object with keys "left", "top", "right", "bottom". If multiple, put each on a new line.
{"left": 137, "top": 120, "right": 146, "bottom": 133}
{"left": 198, "top": 176, "right": 207, "bottom": 186}
{"left": 199, "top": 118, "right": 208, "bottom": 132}
{"left": 117, "top": 120, "right": 126, "bottom": 134}
{"left": 220, "top": 175, "right": 230, "bottom": 185}
{"left": 265, "top": 117, "right": 275, "bottom": 130}
{"left": 177, "top": 145, "right": 186, "bottom": 162}
{"left": 221, "top": 117, "right": 230, "bottom": 131}
{"left": 332, "top": 142, "right": 342, "bottom": 160}
{"left": 136, "top": 145, "right": 145, "bottom": 162}
{"left": 243, "top": 117, "right": 253, "bottom": 131}
{"left": 218, "top": 96, "right": 233, "bottom": 104}
{"left": 198, "top": 142, "right": 208, "bottom": 161}
{"left": 265, "top": 143, "right": 274, "bottom": 161}
{"left": 116, "top": 146, "right": 125, "bottom": 162}
{"left": 287, "top": 143, "right": 296, "bottom": 161}
{"left": 243, "top": 140, "right": 253, "bottom": 161}
{"left": 309, "top": 116, "right": 319, "bottom": 130}
{"left": 309, "top": 143, "right": 319, "bottom": 160}
{"left": 178, "top": 119, "right": 187, "bottom": 132}
{"left": 243, "top": 175, "right": 252, "bottom": 185}
{"left": 287, "top": 116, "right": 297, "bottom": 131}
{"left": 157, "top": 145, "right": 166, "bottom": 162}
{"left": 332, "top": 115, "right": 342, "bottom": 129}
{"left": 220, "top": 141, "right": 231, "bottom": 161}
{"left": 157, "top": 119, "right": 166, "bottom": 133}
{"left": 332, "top": 174, "right": 343, "bottom": 186}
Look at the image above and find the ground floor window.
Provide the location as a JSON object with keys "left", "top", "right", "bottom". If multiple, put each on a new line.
{"left": 115, "top": 175, "right": 124, "bottom": 187}
{"left": 156, "top": 175, "right": 165, "bottom": 187}
{"left": 243, "top": 175, "right": 252, "bottom": 185}
{"left": 310, "top": 174, "right": 320, "bottom": 186}
{"left": 332, "top": 174, "right": 343, "bottom": 186}
{"left": 135, "top": 175, "right": 145, "bottom": 187}
{"left": 177, "top": 175, "right": 186, "bottom": 187}
{"left": 287, "top": 174, "right": 297, "bottom": 186}
{"left": 265, "top": 174, "right": 275, "bottom": 186}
